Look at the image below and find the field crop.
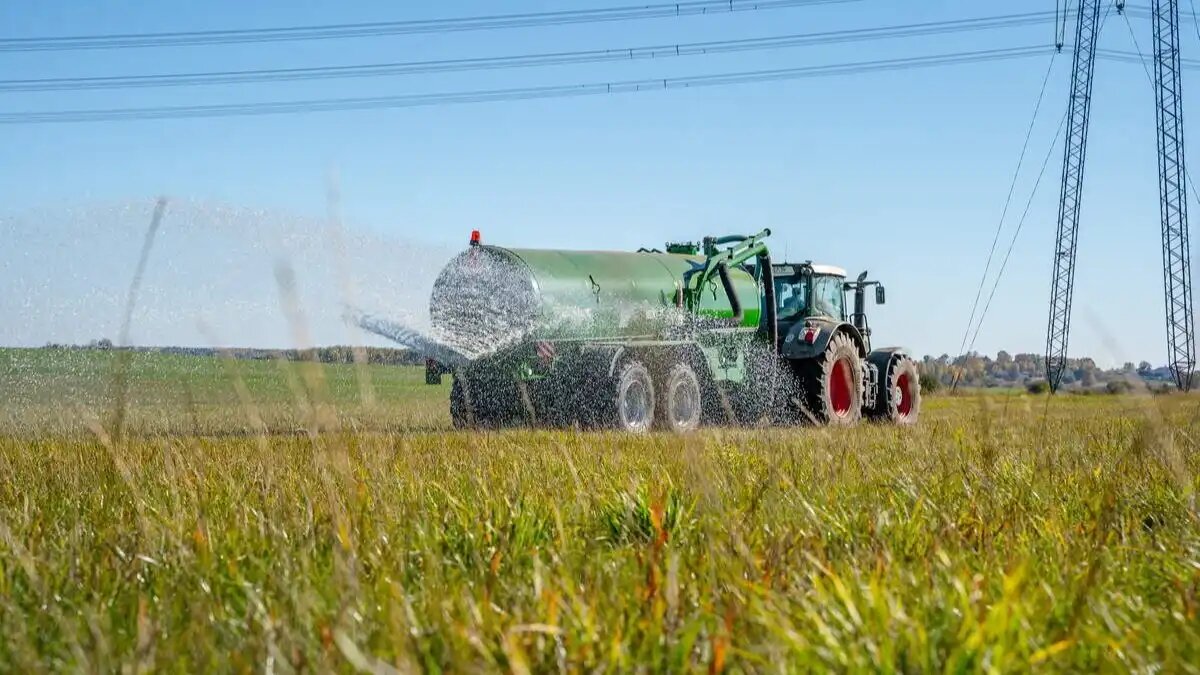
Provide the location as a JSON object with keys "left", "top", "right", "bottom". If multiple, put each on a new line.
{"left": 2, "top": 348, "right": 1199, "bottom": 672}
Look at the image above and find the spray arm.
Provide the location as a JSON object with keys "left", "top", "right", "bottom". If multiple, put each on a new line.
{"left": 701, "top": 228, "right": 771, "bottom": 264}
{"left": 686, "top": 228, "right": 772, "bottom": 315}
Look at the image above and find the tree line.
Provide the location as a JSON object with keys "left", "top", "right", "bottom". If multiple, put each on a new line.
{"left": 44, "top": 341, "right": 1185, "bottom": 390}
{"left": 42, "top": 341, "right": 425, "bottom": 366}
{"left": 917, "top": 351, "right": 1174, "bottom": 391}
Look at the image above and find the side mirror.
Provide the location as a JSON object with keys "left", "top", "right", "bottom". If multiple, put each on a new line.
{"left": 875, "top": 285, "right": 886, "bottom": 305}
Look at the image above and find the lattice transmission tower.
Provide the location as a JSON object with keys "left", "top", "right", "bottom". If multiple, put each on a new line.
{"left": 1045, "top": 0, "right": 1195, "bottom": 391}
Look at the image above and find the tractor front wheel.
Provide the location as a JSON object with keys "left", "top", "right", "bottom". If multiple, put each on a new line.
{"left": 798, "top": 332, "right": 864, "bottom": 426}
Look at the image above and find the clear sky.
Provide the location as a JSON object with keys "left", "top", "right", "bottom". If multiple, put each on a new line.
{"left": 0, "top": 1, "right": 1192, "bottom": 366}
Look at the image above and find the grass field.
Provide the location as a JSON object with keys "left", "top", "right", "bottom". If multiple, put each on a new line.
{"left": 2, "top": 348, "right": 1200, "bottom": 672}
{"left": 0, "top": 348, "right": 450, "bottom": 437}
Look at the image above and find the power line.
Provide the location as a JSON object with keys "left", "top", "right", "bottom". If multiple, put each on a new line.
{"left": 0, "top": 45, "right": 1053, "bottom": 125}
{"left": 0, "top": 0, "right": 857, "bottom": 52}
{"left": 1056, "top": 0, "right": 1069, "bottom": 47}
{"left": 1122, "top": 3, "right": 1199, "bottom": 20}
{"left": 967, "top": 108, "right": 1071, "bottom": 359}
{"left": 954, "top": 52, "right": 1059, "bottom": 380}
{"left": 1189, "top": 0, "right": 1200, "bottom": 45}
{"left": 1048, "top": 4, "right": 1200, "bottom": 24}
{"left": 0, "top": 11, "right": 1059, "bottom": 92}
{"left": 964, "top": 1, "right": 1116, "bottom": 374}
{"left": 1108, "top": 11, "right": 1200, "bottom": 209}
{"left": 1099, "top": 47, "right": 1200, "bottom": 68}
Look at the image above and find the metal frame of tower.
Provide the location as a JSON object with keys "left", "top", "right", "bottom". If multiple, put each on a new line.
{"left": 1046, "top": 0, "right": 1102, "bottom": 392}
{"left": 1151, "top": 0, "right": 1196, "bottom": 390}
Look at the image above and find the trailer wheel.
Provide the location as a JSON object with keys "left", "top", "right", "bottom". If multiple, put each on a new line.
{"left": 799, "top": 332, "right": 864, "bottom": 426}
{"left": 655, "top": 363, "right": 702, "bottom": 432}
{"left": 450, "top": 377, "right": 471, "bottom": 429}
{"left": 611, "top": 360, "right": 655, "bottom": 433}
{"left": 870, "top": 356, "right": 921, "bottom": 425}
{"left": 450, "top": 374, "right": 521, "bottom": 429}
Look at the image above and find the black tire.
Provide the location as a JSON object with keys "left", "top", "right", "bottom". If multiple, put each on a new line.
{"left": 605, "top": 360, "right": 655, "bottom": 433}
{"left": 449, "top": 374, "right": 522, "bottom": 429}
{"left": 655, "top": 363, "right": 702, "bottom": 432}
{"left": 869, "top": 356, "right": 921, "bottom": 425}
{"left": 797, "top": 332, "right": 864, "bottom": 426}
{"left": 450, "top": 376, "right": 471, "bottom": 429}
{"left": 529, "top": 370, "right": 593, "bottom": 429}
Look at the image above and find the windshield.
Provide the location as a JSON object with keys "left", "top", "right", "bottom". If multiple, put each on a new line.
{"left": 811, "top": 274, "right": 846, "bottom": 320}
{"left": 774, "top": 275, "right": 807, "bottom": 320}
{"left": 772, "top": 273, "right": 845, "bottom": 321}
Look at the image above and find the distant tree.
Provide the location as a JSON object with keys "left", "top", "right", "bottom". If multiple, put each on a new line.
{"left": 1081, "top": 369, "right": 1096, "bottom": 387}
{"left": 1106, "top": 380, "right": 1133, "bottom": 395}
{"left": 918, "top": 351, "right": 1170, "bottom": 390}
{"left": 1027, "top": 380, "right": 1050, "bottom": 395}
{"left": 96, "top": 338, "right": 113, "bottom": 350}
{"left": 919, "top": 373, "right": 940, "bottom": 394}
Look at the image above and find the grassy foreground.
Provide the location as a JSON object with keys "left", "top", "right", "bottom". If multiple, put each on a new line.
{"left": 2, "top": 349, "right": 1200, "bottom": 672}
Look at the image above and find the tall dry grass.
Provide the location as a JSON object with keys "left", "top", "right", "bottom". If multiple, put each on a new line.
{"left": 1, "top": 370, "right": 1199, "bottom": 671}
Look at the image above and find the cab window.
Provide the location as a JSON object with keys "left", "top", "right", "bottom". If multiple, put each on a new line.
{"left": 811, "top": 276, "right": 845, "bottom": 320}
{"left": 773, "top": 276, "right": 807, "bottom": 320}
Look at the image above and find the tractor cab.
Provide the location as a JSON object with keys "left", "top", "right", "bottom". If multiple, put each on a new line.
{"left": 767, "top": 262, "right": 886, "bottom": 350}
{"left": 770, "top": 262, "right": 848, "bottom": 322}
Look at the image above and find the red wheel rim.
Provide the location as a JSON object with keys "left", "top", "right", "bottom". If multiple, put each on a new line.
{"left": 829, "top": 358, "right": 853, "bottom": 416}
{"left": 896, "top": 372, "right": 913, "bottom": 417}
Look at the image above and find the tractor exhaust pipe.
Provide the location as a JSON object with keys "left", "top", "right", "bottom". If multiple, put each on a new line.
{"left": 853, "top": 270, "right": 868, "bottom": 332}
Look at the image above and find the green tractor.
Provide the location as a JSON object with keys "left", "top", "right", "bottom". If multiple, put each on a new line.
{"left": 425, "top": 229, "right": 920, "bottom": 431}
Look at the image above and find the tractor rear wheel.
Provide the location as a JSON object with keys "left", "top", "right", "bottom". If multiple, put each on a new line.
{"left": 869, "top": 356, "right": 921, "bottom": 425}
{"left": 655, "top": 363, "right": 702, "bottom": 432}
{"left": 608, "top": 360, "right": 656, "bottom": 433}
{"left": 798, "top": 332, "right": 864, "bottom": 426}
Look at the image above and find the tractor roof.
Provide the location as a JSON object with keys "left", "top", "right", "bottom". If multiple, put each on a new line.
{"left": 810, "top": 264, "right": 847, "bottom": 277}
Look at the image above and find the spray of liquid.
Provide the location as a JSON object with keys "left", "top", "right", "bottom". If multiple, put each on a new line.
{"left": 0, "top": 198, "right": 454, "bottom": 350}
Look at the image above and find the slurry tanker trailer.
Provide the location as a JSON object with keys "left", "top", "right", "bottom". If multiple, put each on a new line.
{"left": 424, "top": 228, "right": 920, "bottom": 431}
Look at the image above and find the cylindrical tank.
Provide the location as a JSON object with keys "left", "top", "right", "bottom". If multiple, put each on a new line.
{"left": 429, "top": 245, "right": 760, "bottom": 353}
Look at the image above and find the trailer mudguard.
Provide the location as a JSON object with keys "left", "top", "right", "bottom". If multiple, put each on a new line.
{"left": 780, "top": 319, "right": 867, "bottom": 361}
{"left": 578, "top": 343, "right": 627, "bottom": 377}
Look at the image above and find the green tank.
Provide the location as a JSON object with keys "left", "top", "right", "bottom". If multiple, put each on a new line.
{"left": 429, "top": 244, "right": 761, "bottom": 347}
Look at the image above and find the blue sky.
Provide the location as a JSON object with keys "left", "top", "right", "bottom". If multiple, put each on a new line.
{"left": 0, "top": 1, "right": 1191, "bottom": 366}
